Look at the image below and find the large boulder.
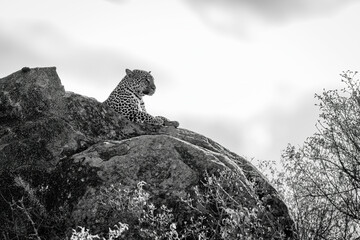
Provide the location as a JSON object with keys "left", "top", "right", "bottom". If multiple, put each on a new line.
{"left": 0, "top": 67, "right": 296, "bottom": 239}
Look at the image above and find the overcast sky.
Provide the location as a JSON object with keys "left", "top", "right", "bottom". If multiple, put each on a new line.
{"left": 1, "top": 0, "right": 360, "bottom": 162}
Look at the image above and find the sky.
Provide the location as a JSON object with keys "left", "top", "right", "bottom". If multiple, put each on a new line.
{"left": 1, "top": 0, "right": 360, "bottom": 162}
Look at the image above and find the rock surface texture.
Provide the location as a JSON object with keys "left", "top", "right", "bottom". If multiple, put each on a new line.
{"left": 0, "top": 67, "right": 296, "bottom": 239}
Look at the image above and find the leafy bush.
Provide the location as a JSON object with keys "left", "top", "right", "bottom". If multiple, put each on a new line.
{"left": 71, "top": 169, "right": 289, "bottom": 240}
{"left": 2, "top": 166, "right": 290, "bottom": 239}
{"left": 257, "top": 71, "right": 360, "bottom": 240}
{"left": 71, "top": 223, "right": 128, "bottom": 240}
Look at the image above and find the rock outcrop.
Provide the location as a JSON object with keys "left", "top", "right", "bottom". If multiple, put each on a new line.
{"left": 0, "top": 67, "right": 296, "bottom": 239}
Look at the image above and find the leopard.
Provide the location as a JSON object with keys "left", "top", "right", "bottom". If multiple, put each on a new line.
{"left": 104, "top": 69, "right": 179, "bottom": 127}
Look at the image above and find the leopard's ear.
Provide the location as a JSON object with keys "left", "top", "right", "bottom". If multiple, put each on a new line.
{"left": 125, "top": 69, "right": 133, "bottom": 77}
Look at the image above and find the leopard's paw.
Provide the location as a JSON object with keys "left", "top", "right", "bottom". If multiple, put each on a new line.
{"left": 154, "top": 116, "right": 165, "bottom": 125}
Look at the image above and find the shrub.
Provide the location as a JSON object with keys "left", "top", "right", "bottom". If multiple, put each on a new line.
{"left": 71, "top": 169, "right": 288, "bottom": 240}
{"left": 257, "top": 71, "right": 360, "bottom": 240}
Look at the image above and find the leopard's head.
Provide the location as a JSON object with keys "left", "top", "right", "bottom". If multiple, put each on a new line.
{"left": 122, "top": 69, "right": 156, "bottom": 96}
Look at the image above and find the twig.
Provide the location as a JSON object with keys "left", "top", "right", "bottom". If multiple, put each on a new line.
{"left": 15, "top": 198, "right": 41, "bottom": 240}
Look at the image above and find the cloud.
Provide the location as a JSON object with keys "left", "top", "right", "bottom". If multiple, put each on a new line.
{"left": 179, "top": 94, "right": 319, "bottom": 161}
{"left": 249, "top": 95, "right": 319, "bottom": 160}
{"left": 0, "top": 32, "right": 47, "bottom": 74}
{"left": 104, "top": 0, "right": 126, "bottom": 3}
{"left": 178, "top": 116, "right": 243, "bottom": 153}
{"left": 0, "top": 21, "right": 151, "bottom": 100}
{"left": 185, "top": 0, "right": 357, "bottom": 35}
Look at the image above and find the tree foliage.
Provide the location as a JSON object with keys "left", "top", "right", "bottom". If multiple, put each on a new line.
{"left": 259, "top": 71, "right": 360, "bottom": 239}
